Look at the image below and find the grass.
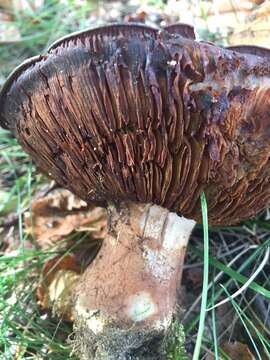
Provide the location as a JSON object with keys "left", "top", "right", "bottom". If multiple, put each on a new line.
{"left": 221, "top": 285, "right": 263, "bottom": 360}
{"left": 0, "top": 0, "right": 96, "bottom": 80}
{"left": 192, "top": 193, "right": 209, "bottom": 360}
{"left": 185, "top": 227, "right": 270, "bottom": 358}
{"left": 1, "top": 0, "right": 270, "bottom": 359}
{"left": 0, "top": 126, "right": 80, "bottom": 359}
{"left": 0, "top": 249, "right": 77, "bottom": 359}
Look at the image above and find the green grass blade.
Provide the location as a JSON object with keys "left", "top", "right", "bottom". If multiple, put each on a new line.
{"left": 192, "top": 192, "right": 209, "bottom": 360}
{"left": 221, "top": 285, "right": 262, "bottom": 360}
{"left": 189, "top": 244, "right": 270, "bottom": 299}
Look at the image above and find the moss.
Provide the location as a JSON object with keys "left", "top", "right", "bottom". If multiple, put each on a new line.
{"left": 163, "top": 319, "right": 188, "bottom": 360}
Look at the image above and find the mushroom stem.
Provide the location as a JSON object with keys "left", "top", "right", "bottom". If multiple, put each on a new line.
{"left": 73, "top": 202, "right": 195, "bottom": 359}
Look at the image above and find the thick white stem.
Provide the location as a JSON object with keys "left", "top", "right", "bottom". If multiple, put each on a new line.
{"left": 73, "top": 202, "right": 195, "bottom": 359}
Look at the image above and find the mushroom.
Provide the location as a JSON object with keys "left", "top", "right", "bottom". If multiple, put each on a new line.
{"left": 1, "top": 23, "right": 270, "bottom": 359}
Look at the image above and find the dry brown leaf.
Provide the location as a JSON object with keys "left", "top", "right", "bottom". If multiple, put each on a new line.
{"left": 28, "top": 189, "right": 106, "bottom": 319}
{"left": 0, "top": 3, "right": 19, "bottom": 44}
{"left": 252, "top": 0, "right": 265, "bottom": 4}
{"left": 0, "top": 223, "right": 33, "bottom": 253}
{"left": 202, "top": 0, "right": 254, "bottom": 16}
{"left": 37, "top": 254, "right": 80, "bottom": 320}
{"left": 0, "top": 18, "right": 21, "bottom": 43}
{"left": 47, "top": 269, "right": 79, "bottom": 320}
{"left": 186, "top": 0, "right": 256, "bottom": 40}
{"left": 206, "top": 342, "right": 255, "bottom": 360}
{"left": 16, "top": 0, "right": 44, "bottom": 11}
{"left": 0, "top": 0, "right": 44, "bottom": 11}
{"left": 228, "top": 2, "right": 270, "bottom": 47}
{"left": 222, "top": 342, "right": 256, "bottom": 360}
{"left": 0, "top": 0, "right": 45, "bottom": 44}
{"left": 24, "top": 189, "right": 106, "bottom": 249}
{"left": 0, "top": 0, "right": 12, "bottom": 10}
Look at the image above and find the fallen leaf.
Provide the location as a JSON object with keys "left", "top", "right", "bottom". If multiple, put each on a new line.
{"left": 195, "top": 0, "right": 253, "bottom": 18}
{"left": 1, "top": 226, "right": 18, "bottom": 253}
{"left": 26, "top": 189, "right": 107, "bottom": 319}
{"left": 222, "top": 342, "right": 256, "bottom": 360}
{"left": 228, "top": 2, "right": 270, "bottom": 47}
{"left": 24, "top": 189, "right": 106, "bottom": 249}
{"left": 192, "top": 0, "right": 256, "bottom": 39}
{"left": 0, "top": 0, "right": 44, "bottom": 11}
{"left": 0, "top": 0, "right": 12, "bottom": 10}
{"left": 206, "top": 342, "right": 256, "bottom": 360}
{"left": 37, "top": 254, "right": 81, "bottom": 320}
{"left": 0, "top": 11, "right": 21, "bottom": 43}
{"left": 47, "top": 269, "right": 79, "bottom": 320}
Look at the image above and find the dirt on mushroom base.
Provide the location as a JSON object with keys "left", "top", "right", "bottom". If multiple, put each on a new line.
{"left": 73, "top": 314, "right": 186, "bottom": 360}
{"left": 73, "top": 318, "right": 164, "bottom": 360}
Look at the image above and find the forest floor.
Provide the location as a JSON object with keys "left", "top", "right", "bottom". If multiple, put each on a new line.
{"left": 0, "top": 0, "right": 270, "bottom": 359}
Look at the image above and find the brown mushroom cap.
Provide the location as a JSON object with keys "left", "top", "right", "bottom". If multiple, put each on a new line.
{"left": 1, "top": 23, "right": 270, "bottom": 225}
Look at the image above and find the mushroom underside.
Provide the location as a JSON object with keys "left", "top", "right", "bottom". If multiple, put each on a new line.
{"left": 73, "top": 201, "right": 195, "bottom": 359}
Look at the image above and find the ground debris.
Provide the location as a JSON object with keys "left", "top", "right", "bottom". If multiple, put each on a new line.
{"left": 27, "top": 189, "right": 107, "bottom": 319}
{"left": 37, "top": 254, "right": 81, "bottom": 320}
{"left": 206, "top": 341, "right": 256, "bottom": 359}
{"left": 24, "top": 188, "right": 106, "bottom": 249}
{"left": 228, "top": 1, "right": 270, "bottom": 47}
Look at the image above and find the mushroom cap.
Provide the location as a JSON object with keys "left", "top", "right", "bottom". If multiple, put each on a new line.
{"left": 1, "top": 23, "right": 270, "bottom": 225}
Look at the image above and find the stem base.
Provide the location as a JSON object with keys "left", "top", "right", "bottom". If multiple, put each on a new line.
{"left": 72, "top": 202, "right": 195, "bottom": 359}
